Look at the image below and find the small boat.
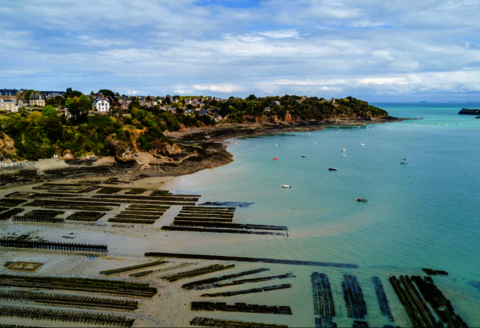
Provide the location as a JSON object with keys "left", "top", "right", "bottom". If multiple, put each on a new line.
{"left": 282, "top": 185, "right": 292, "bottom": 189}
{"left": 313, "top": 142, "right": 317, "bottom": 145}
{"left": 273, "top": 157, "right": 279, "bottom": 161}
{"left": 329, "top": 167, "right": 338, "bottom": 171}
{"left": 275, "top": 144, "right": 280, "bottom": 147}
{"left": 356, "top": 198, "right": 368, "bottom": 202}
{"left": 401, "top": 161, "right": 408, "bottom": 164}
{"left": 341, "top": 149, "right": 347, "bottom": 152}
{"left": 341, "top": 154, "right": 347, "bottom": 157}
{"left": 404, "top": 157, "right": 409, "bottom": 160}
{"left": 301, "top": 155, "right": 307, "bottom": 158}
{"left": 476, "top": 116, "right": 480, "bottom": 119}
{"left": 361, "top": 143, "right": 365, "bottom": 146}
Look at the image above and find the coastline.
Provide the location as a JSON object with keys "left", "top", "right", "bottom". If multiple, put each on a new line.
{"left": 0, "top": 116, "right": 405, "bottom": 187}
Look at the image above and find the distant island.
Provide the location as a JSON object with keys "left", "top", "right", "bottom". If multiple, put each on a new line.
{"left": 458, "top": 108, "right": 480, "bottom": 115}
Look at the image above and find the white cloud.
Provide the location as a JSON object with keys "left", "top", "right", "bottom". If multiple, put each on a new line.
{"left": 0, "top": 0, "right": 479, "bottom": 100}
{"left": 192, "top": 84, "right": 243, "bottom": 94}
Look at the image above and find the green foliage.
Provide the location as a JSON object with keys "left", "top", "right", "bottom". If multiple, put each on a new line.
{"left": 23, "top": 90, "right": 34, "bottom": 100}
{"left": 65, "top": 97, "right": 73, "bottom": 108}
{"left": 79, "top": 95, "right": 91, "bottom": 110}
{"left": 68, "top": 102, "right": 90, "bottom": 122}
{"left": 64, "top": 88, "right": 82, "bottom": 99}
{"left": 98, "top": 89, "right": 115, "bottom": 97}
{"left": 41, "top": 105, "right": 58, "bottom": 118}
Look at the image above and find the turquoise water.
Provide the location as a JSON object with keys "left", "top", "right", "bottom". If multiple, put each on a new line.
{"left": 164, "top": 103, "right": 480, "bottom": 326}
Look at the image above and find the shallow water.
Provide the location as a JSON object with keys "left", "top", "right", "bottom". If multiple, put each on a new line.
{"left": 163, "top": 102, "right": 480, "bottom": 326}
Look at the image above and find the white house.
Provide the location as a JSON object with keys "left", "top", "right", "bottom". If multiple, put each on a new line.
{"left": 0, "top": 99, "right": 17, "bottom": 112}
{"left": 95, "top": 99, "right": 110, "bottom": 112}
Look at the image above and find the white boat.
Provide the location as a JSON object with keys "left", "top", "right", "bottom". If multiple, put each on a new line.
{"left": 313, "top": 142, "right": 317, "bottom": 145}
{"left": 401, "top": 161, "right": 408, "bottom": 165}
{"left": 301, "top": 155, "right": 307, "bottom": 158}
{"left": 341, "top": 149, "right": 347, "bottom": 152}
{"left": 404, "top": 157, "right": 409, "bottom": 160}
{"left": 275, "top": 144, "right": 280, "bottom": 147}
{"left": 282, "top": 185, "right": 292, "bottom": 189}
{"left": 341, "top": 154, "right": 347, "bottom": 157}
{"left": 360, "top": 143, "right": 365, "bottom": 146}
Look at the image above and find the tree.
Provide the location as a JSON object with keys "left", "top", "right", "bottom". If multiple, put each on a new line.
{"left": 98, "top": 89, "right": 115, "bottom": 97}
{"left": 72, "top": 96, "right": 80, "bottom": 103}
{"left": 64, "top": 88, "right": 82, "bottom": 99}
{"left": 79, "top": 94, "right": 92, "bottom": 110}
{"left": 45, "top": 118, "right": 63, "bottom": 142}
{"left": 23, "top": 90, "right": 34, "bottom": 100}
{"left": 65, "top": 97, "right": 73, "bottom": 108}
{"left": 41, "top": 105, "right": 58, "bottom": 118}
{"left": 68, "top": 102, "right": 89, "bottom": 122}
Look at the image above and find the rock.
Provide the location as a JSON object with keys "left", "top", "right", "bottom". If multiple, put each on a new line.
{"left": 458, "top": 108, "right": 480, "bottom": 115}
{"left": 150, "top": 140, "right": 182, "bottom": 157}
{"left": 106, "top": 134, "right": 137, "bottom": 163}
{"left": 0, "top": 133, "right": 17, "bottom": 161}
{"left": 62, "top": 150, "right": 74, "bottom": 160}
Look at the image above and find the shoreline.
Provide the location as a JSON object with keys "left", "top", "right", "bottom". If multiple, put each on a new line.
{"left": 0, "top": 117, "right": 406, "bottom": 187}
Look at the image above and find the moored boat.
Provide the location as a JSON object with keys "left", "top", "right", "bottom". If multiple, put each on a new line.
{"left": 329, "top": 167, "right": 338, "bottom": 171}
{"left": 401, "top": 161, "right": 408, "bottom": 164}
{"left": 282, "top": 185, "right": 292, "bottom": 189}
{"left": 356, "top": 198, "right": 368, "bottom": 202}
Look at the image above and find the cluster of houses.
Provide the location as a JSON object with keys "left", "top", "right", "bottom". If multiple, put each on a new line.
{"left": 0, "top": 89, "right": 64, "bottom": 112}
{"left": 0, "top": 88, "right": 227, "bottom": 122}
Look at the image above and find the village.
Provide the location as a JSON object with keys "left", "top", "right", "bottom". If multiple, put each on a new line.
{"left": 0, "top": 88, "right": 228, "bottom": 122}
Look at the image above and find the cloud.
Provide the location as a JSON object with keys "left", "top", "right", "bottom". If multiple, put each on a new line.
{"left": 192, "top": 84, "right": 243, "bottom": 93}
{"left": 0, "top": 0, "right": 479, "bottom": 101}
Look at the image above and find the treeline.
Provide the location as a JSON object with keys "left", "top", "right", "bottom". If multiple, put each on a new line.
{"left": 207, "top": 95, "right": 387, "bottom": 123}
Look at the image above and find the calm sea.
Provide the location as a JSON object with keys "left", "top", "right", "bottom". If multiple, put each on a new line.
{"left": 164, "top": 103, "right": 480, "bottom": 326}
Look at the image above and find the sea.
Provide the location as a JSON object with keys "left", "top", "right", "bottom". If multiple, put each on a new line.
{"left": 163, "top": 103, "right": 480, "bottom": 327}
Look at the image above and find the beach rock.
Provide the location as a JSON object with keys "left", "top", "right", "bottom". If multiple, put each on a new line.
{"left": 62, "top": 150, "right": 74, "bottom": 160}
{"left": 150, "top": 140, "right": 182, "bottom": 157}
{"left": 458, "top": 108, "right": 480, "bottom": 115}
{"left": 0, "top": 133, "right": 17, "bottom": 161}
{"left": 106, "top": 134, "right": 136, "bottom": 163}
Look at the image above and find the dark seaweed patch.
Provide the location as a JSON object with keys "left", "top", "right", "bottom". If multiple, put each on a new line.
{"left": 145, "top": 252, "right": 358, "bottom": 268}
{"left": 199, "top": 202, "right": 254, "bottom": 208}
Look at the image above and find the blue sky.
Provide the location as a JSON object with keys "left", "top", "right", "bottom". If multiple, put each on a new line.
{"left": 1, "top": 0, "right": 479, "bottom": 101}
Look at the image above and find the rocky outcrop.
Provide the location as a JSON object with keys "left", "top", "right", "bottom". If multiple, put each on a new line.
{"left": 62, "top": 150, "right": 74, "bottom": 160}
{"left": 459, "top": 108, "right": 480, "bottom": 115}
{"left": 106, "top": 134, "right": 136, "bottom": 163}
{"left": 0, "top": 133, "right": 17, "bottom": 161}
{"left": 149, "top": 140, "right": 182, "bottom": 157}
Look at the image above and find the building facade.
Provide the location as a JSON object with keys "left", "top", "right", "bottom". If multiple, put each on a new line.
{"left": 0, "top": 89, "right": 20, "bottom": 102}
{"left": 95, "top": 99, "right": 110, "bottom": 112}
{"left": 29, "top": 92, "right": 46, "bottom": 107}
{"left": 0, "top": 99, "right": 18, "bottom": 112}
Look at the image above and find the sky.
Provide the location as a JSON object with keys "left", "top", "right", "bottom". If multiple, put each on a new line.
{"left": 0, "top": 0, "right": 479, "bottom": 102}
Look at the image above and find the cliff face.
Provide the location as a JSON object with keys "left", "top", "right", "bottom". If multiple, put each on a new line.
{"left": 232, "top": 111, "right": 387, "bottom": 124}
{"left": 0, "top": 133, "right": 17, "bottom": 161}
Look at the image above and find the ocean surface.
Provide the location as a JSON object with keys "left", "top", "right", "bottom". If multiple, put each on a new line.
{"left": 164, "top": 102, "right": 480, "bottom": 327}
